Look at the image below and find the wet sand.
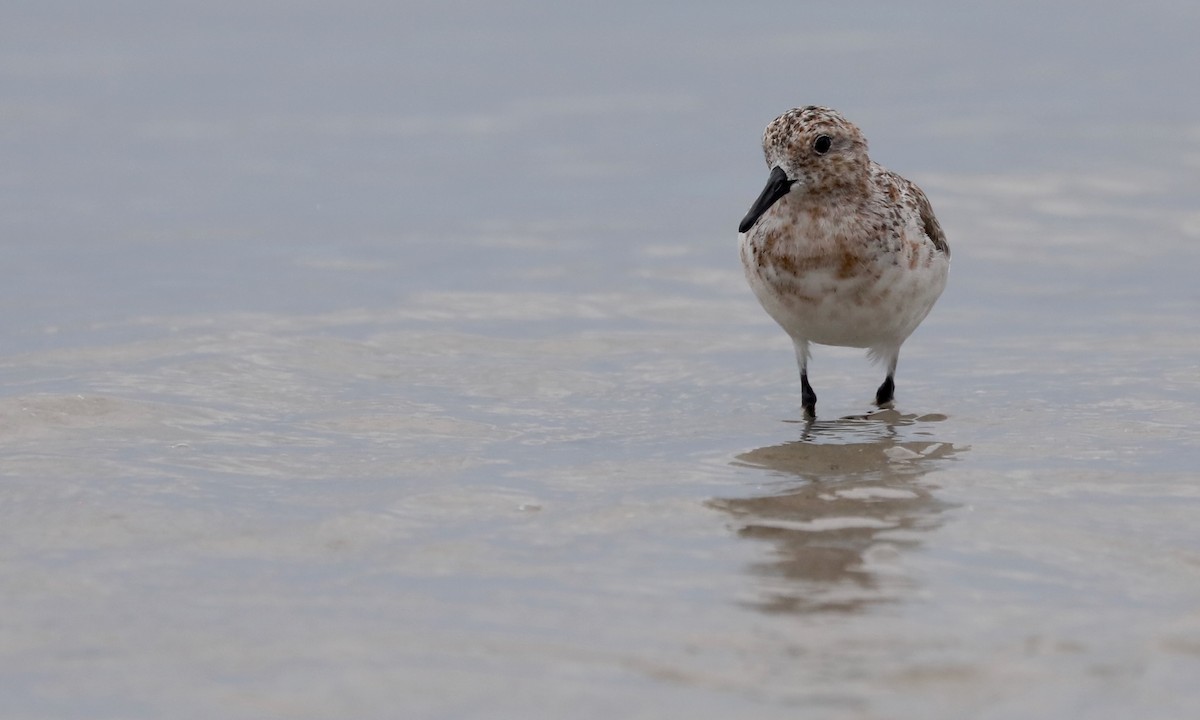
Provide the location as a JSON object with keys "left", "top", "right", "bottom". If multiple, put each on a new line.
{"left": 2, "top": 2, "right": 1200, "bottom": 718}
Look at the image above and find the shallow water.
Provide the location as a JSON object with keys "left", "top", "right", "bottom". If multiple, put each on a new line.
{"left": 3, "top": 2, "right": 1200, "bottom": 718}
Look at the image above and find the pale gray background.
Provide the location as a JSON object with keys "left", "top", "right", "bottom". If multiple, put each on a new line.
{"left": 2, "top": 2, "right": 1199, "bottom": 718}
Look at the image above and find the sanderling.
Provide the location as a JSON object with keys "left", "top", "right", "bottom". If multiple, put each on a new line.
{"left": 738, "top": 106, "right": 950, "bottom": 418}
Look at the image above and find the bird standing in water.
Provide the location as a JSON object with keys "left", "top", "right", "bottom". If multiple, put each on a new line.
{"left": 738, "top": 106, "right": 950, "bottom": 418}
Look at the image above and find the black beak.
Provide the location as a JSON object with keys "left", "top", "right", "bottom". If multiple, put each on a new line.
{"left": 738, "top": 166, "right": 795, "bottom": 233}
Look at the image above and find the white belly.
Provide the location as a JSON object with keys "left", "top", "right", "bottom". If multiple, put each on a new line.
{"left": 740, "top": 236, "right": 948, "bottom": 351}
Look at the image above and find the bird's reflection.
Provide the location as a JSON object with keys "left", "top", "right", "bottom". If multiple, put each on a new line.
{"left": 710, "top": 410, "right": 962, "bottom": 614}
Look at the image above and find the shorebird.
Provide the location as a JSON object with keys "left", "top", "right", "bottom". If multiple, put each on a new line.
{"left": 738, "top": 106, "right": 950, "bottom": 418}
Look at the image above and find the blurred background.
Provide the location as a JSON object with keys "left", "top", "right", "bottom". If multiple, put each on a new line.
{"left": 2, "top": 2, "right": 1199, "bottom": 718}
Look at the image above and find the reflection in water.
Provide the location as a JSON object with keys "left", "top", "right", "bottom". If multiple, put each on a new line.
{"left": 711, "top": 411, "right": 962, "bottom": 614}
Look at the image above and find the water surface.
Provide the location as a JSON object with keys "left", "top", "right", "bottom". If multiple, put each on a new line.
{"left": 2, "top": 2, "right": 1200, "bottom": 718}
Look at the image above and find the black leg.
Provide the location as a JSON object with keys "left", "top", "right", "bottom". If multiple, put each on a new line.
{"left": 801, "top": 371, "right": 817, "bottom": 418}
{"left": 874, "top": 375, "right": 895, "bottom": 407}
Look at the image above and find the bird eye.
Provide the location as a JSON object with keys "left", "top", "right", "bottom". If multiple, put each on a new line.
{"left": 813, "top": 135, "right": 832, "bottom": 154}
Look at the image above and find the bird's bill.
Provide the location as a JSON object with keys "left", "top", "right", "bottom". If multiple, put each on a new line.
{"left": 738, "top": 166, "right": 795, "bottom": 233}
